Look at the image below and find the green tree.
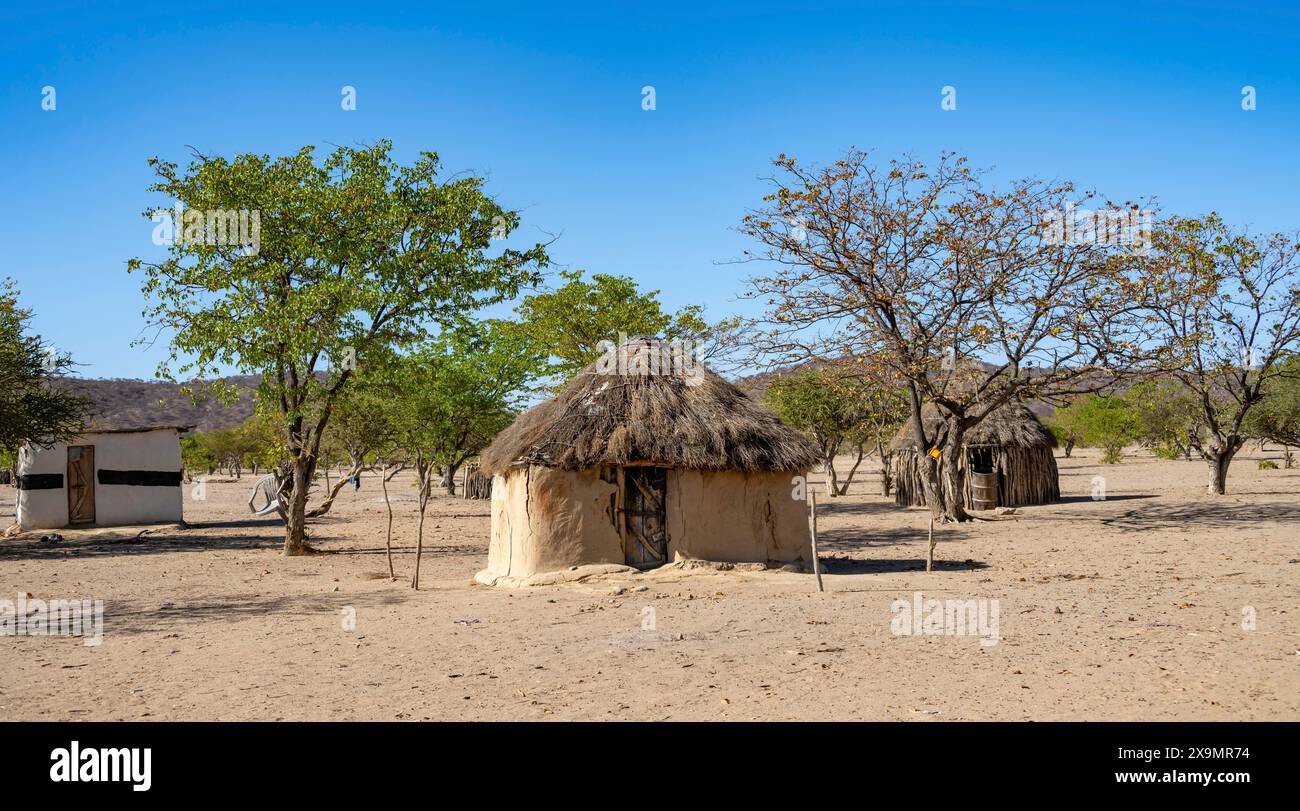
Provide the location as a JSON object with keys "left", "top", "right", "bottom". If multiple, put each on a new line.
{"left": 1046, "top": 398, "right": 1086, "bottom": 458}
{"left": 1142, "top": 215, "right": 1300, "bottom": 493}
{"left": 180, "top": 434, "right": 216, "bottom": 476}
{"left": 1244, "top": 355, "right": 1300, "bottom": 468}
{"left": 764, "top": 367, "right": 906, "bottom": 496}
{"left": 129, "top": 142, "right": 548, "bottom": 555}
{"left": 512, "top": 268, "right": 719, "bottom": 387}
{"left": 1126, "top": 379, "right": 1202, "bottom": 460}
{"left": 1076, "top": 395, "right": 1139, "bottom": 464}
{"left": 391, "top": 322, "right": 542, "bottom": 589}
{"left": 0, "top": 278, "right": 92, "bottom": 460}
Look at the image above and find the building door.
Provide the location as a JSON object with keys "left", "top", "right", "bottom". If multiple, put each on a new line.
{"left": 67, "top": 445, "right": 96, "bottom": 525}
{"left": 623, "top": 467, "right": 667, "bottom": 569}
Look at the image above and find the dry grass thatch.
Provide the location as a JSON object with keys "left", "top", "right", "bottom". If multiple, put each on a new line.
{"left": 480, "top": 338, "right": 820, "bottom": 474}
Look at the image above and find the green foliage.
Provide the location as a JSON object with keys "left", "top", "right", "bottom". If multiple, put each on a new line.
{"left": 1151, "top": 443, "right": 1183, "bottom": 461}
{"left": 1126, "top": 379, "right": 1201, "bottom": 458}
{"left": 763, "top": 368, "right": 905, "bottom": 456}
{"left": 1074, "top": 395, "right": 1139, "bottom": 464}
{"left": 1258, "top": 459, "right": 1279, "bottom": 470}
{"left": 1244, "top": 355, "right": 1300, "bottom": 447}
{"left": 1046, "top": 398, "right": 1087, "bottom": 452}
{"left": 186, "top": 416, "right": 283, "bottom": 474}
{"left": 391, "top": 320, "right": 544, "bottom": 486}
{"left": 511, "top": 268, "right": 713, "bottom": 387}
{"left": 128, "top": 141, "right": 549, "bottom": 551}
{"left": 0, "top": 278, "right": 93, "bottom": 455}
{"left": 180, "top": 434, "right": 215, "bottom": 473}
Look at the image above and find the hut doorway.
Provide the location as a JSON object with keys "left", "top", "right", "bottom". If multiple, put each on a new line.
{"left": 623, "top": 466, "right": 668, "bottom": 569}
{"left": 67, "top": 445, "right": 96, "bottom": 525}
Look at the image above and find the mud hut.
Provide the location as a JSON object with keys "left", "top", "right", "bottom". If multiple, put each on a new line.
{"left": 15, "top": 425, "right": 191, "bottom": 530}
{"left": 475, "top": 338, "right": 820, "bottom": 586}
{"left": 890, "top": 403, "right": 1059, "bottom": 510}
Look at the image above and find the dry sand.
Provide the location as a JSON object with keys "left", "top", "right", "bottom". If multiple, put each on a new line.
{"left": 0, "top": 448, "right": 1296, "bottom": 721}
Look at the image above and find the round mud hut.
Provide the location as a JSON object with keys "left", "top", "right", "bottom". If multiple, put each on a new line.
{"left": 890, "top": 402, "right": 1060, "bottom": 510}
{"left": 475, "top": 338, "right": 820, "bottom": 587}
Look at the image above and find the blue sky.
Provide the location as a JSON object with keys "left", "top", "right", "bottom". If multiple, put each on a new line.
{"left": 2, "top": 0, "right": 1297, "bottom": 379}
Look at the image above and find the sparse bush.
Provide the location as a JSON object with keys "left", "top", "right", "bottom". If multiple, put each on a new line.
{"left": 1076, "top": 395, "right": 1139, "bottom": 464}
{"left": 1258, "top": 459, "right": 1279, "bottom": 470}
{"left": 1151, "top": 443, "right": 1183, "bottom": 461}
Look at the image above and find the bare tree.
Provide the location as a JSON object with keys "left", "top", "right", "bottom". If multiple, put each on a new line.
{"left": 739, "top": 150, "right": 1154, "bottom": 521}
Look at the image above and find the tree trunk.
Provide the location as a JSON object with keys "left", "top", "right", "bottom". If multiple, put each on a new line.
{"left": 920, "top": 454, "right": 945, "bottom": 522}
{"left": 381, "top": 463, "right": 395, "bottom": 580}
{"left": 283, "top": 457, "right": 314, "bottom": 555}
{"left": 939, "top": 426, "right": 970, "bottom": 523}
{"left": 441, "top": 462, "right": 459, "bottom": 496}
{"left": 838, "top": 444, "right": 866, "bottom": 496}
{"left": 905, "top": 381, "right": 945, "bottom": 523}
{"left": 1063, "top": 440, "right": 1074, "bottom": 458}
{"left": 879, "top": 447, "right": 894, "bottom": 497}
{"left": 411, "top": 464, "right": 430, "bottom": 590}
{"left": 306, "top": 460, "right": 364, "bottom": 518}
{"left": 824, "top": 455, "right": 839, "bottom": 498}
{"left": 1205, "top": 440, "right": 1241, "bottom": 495}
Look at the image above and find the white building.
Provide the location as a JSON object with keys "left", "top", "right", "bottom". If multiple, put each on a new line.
{"left": 16, "top": 426, "right": 191, "bottom": 530}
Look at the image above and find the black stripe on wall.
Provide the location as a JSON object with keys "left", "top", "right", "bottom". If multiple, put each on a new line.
{"left": 17, "top": 473, "right": 64, "bottom": 490}
{"left": 97, "top": 469, "right": 184, "bottom": 487}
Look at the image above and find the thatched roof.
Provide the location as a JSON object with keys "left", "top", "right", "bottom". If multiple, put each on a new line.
{"left": 479, "top": 338, "right": 820, "bottom": 474}
{"left": 889, "top": 401, "right": 1058, "bottom": 453}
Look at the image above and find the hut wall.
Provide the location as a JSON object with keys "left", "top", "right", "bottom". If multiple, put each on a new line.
{"left": 481, "top": 465, "right": 623, "bottom": 583}
{"left": 479, "top": 465, "right": 811, "bottom": 585}
{"left": 995, "top": 445, "right": 1060, "bottom": 506}
{"left": 665, "top": 469, "right": 810, "bottom": 565}
{"left": 17, "top": 430, "right": 185, "bottom": 530}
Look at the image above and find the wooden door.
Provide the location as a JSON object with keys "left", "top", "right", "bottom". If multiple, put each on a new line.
{"left": 623, "top": 467, "right": 668, "bottom": 569}
{"left": 67, "top": 445, "right": 96, "bottom": 525}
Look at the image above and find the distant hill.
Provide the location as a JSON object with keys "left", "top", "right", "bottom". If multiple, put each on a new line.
{"left": 53, "top": 376, "right": 261, "bottom": 433}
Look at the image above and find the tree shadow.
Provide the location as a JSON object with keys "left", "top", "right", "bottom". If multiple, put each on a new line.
{"left": 820, "top": 557, "right": 989, "bottom": 574}
{"left": 815, "top": 524, "right": 969, "bottom": 553}
{"left": 1056, "top": 494, "right": 1158, "bottom": 504}
{"left": 103, "top": 591, "right": 415, "bottom": 637}
{"left": 813, "top": 498, "right": 904, "bottom": 518}
{"left": 0, "top": 524, "right": 344, "bottom": 560}
{"left": 1099, "top": 500, "right": 1300, "bottom": 532}
{"left": 343, "top": 543, "right": 484, "bottom": 557}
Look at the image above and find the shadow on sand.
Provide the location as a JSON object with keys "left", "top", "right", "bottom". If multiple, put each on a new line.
{"left": 820, "top": 557, "right": 989, "bottom": 574}
{"left": 0, "top": 518, "right": 341, "bottom": 560}
{"left": 1098, "top": 500, "right": 1300, "bottom": 532}
{"left": 103, "top": 590, "right": 414, "bottom": 637}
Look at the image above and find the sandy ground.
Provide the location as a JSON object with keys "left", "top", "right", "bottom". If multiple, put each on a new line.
{"left": 0, "top": 448, "right": 1296, "bottom": 721}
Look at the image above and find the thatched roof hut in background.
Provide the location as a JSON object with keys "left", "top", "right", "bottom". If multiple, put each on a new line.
{"left": 889, "top": 402, "right": 1060, "bottom": 509}
{"left": 476, "top": 337, "right": 820, "bottom": 586}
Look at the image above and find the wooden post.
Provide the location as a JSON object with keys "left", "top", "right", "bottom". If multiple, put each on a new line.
{"left": 809, "top": 489, "right": 824, "bottom": 592}
{"left": 926, "top": 514, "right": 935, "bottom": 572}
